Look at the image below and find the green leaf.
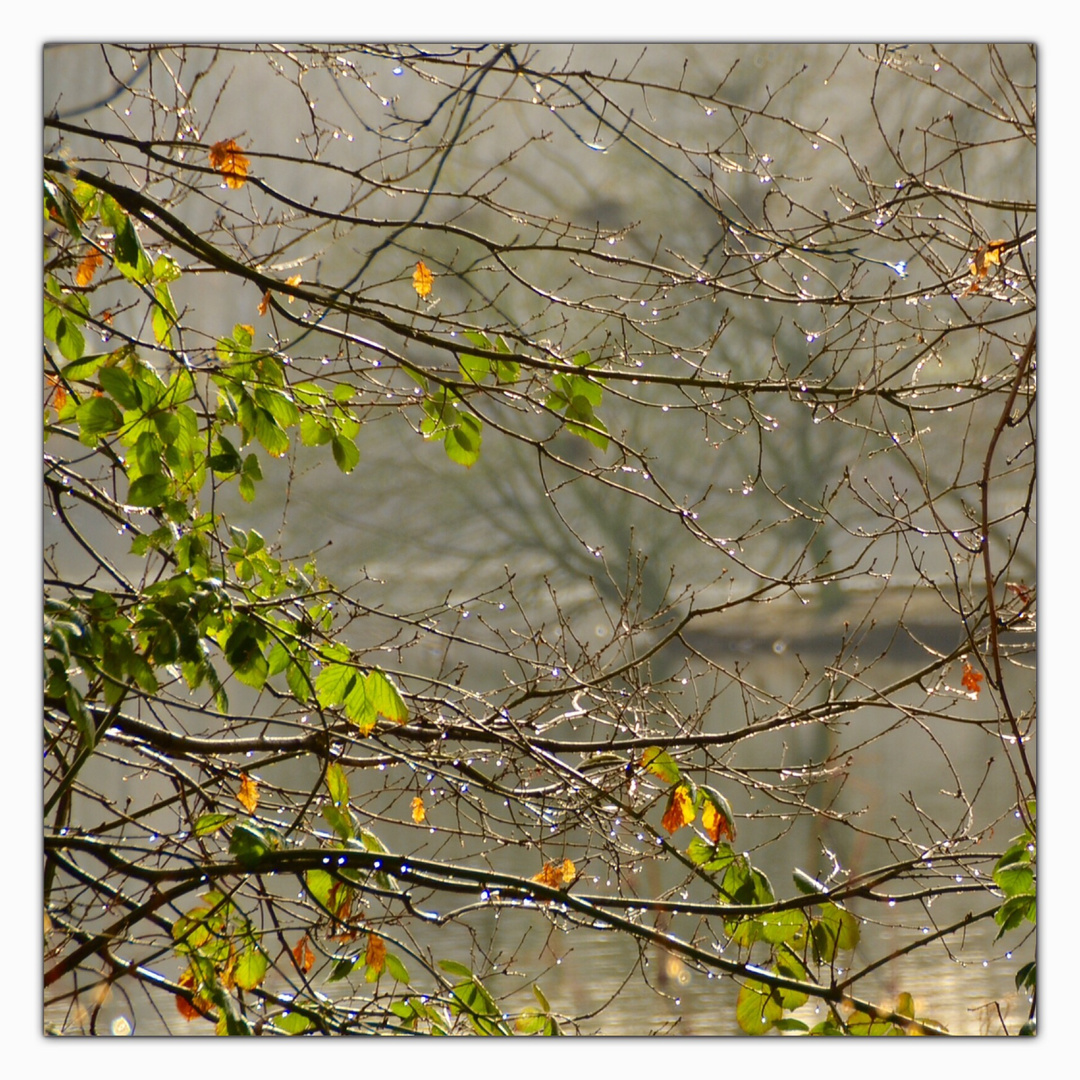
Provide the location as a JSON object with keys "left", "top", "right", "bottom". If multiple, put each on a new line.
{"left": 444, "top": 412, "right": 482, "bottom": 468}
{"left": 438, "top": 959, "right": 474, "bottom": 978}
{"left": 365, "top": 670, "right": 409, "bottom": 724}
{"left": 773, "top": 1017, "right": 810, "bottom": 1032}
{"left": 1015, "top": 960, "right": 1036, "bottom": 992}
{"left": 326, "top": 762, "right": 350, "bottom": 807}
{"left": 233, "top": 944, "right": 269, "bottom": 990}
{"left": 640, "top": 746, "right": 682, "bottom": 784}
{"left": 272, "top": 1011, "right": 315, "bottom": 1034}
{"left": 331, "top": 435, "right": 360, "bottom": 474}
{"left": 54, "top": 316, "right": 86, "bottom": 361}
{"left": 385, "top": 952, "right": 410, "bottom": 984}
{"left": 736, "top": 979, "right": 782, "bottom": 1035}
{"left": 128, "top": 473, "right": 171, "bottom": 508}
{"left": 229, "top": 823, "right": 269, "bottom": 869}
{"left": 60, "top": 353, "right": 107, "bottom": 384}
{"left": 322, "top": 803, "right": 355, "bottom": 841}
{"left": 75, "top": 396, "right": 124, "bottom": 443}
{"left": 194, "top": 813, "right": 235, "bottom": 837}
{"left": 459, "top": 352, "right": 491, "bottom": 384}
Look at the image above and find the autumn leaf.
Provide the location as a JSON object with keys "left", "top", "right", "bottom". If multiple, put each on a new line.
{"left": 961, "top": 661, "right": 984, "bottom": 697}
{"left": 176, "top": 969, "right": 211, "bottom": 1021}
{"left": 46, "top": 374, "right": 67, "bottom": 413}
{"left": 76, "top": 248, "right": 103, "bottom": 287}
{"left": 365, "top": 932, "right": 386, "bottom": 976}
{"left": 412, "top": 260, "right": 434, "bottom": 298}
{"left": 285, "top": 273, "right": 302, "bottom": 302}
{"left": 640, "top": 746, "right": 682, "bottom": 784}
{"left": 411, "top": 795, "right": 426, "bottom": 824}
{"left": 258, "top": 291, "right": 271, "bottom": 317}
{"left": 531, "top": 858, "right": 576, "bottom": 889}
{"left": 293, "top": 934, "right": 315, "bottom": 974}
{"left": 698, "top": 784, "right": 736, "bottom": 843}
{"left": 237, "top": 772, "right": 259, "bottom": 813}
{"left": 963, "top": 239, "right": 1007, "bottom": 295}
{"left": 661, "top": 784, "right": 696, "bottom": 834}
{"left": 208, "top": 138, "right": 251, "bottom": 189}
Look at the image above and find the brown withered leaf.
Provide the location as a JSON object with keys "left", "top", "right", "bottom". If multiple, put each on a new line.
{"left": 410, "top": 795, "right": 426, "bottom": 824}
{"left": 76, "top": 248, "right": 103, "bottom": 288}
{"left": 963, "top": 239, "right": 1007, "bottom": 295}
{"left": 412, "top": 260, "right": 434, "bottom": 298}
{"left": 208, "top": 138, "right": 251, "bottom": 189}
{"left": 176, "top": 969, "right": 211, "bottom": 1021}
{"left": 365, "top": 932, "right": 386, "bottom": 976}
{"left": 237, "top": 772, "right": 259, "bottom": 814}
{"left": 292, "top": 934, "right": 315, "bottom": 974}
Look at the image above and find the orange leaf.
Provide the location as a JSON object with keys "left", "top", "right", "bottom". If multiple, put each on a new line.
{"left": 46, "top": 374, "right": 67, "bottom": 413}
{"left": 699, "top": 785, "right": 736, "bottom": 844}
{"left": 293, "top": 934, "right": 315, "bottom": 973}
{"left": 365, "top": 932, "right": 386, "bottom": 976}
{"left": 76, "top": 248, "right": 103, "bottom": 287}
{"left": 412, "top": 260, "right": 434, "bottom": 298}
{"left": 661, "top": 784, "right": 695, "bottom": 835}
{"left": 410, "top": 795, "right": 426, "bottom": 824}
{"left": 964, "top": 239, "right": 1007, "bottom": 294}
{"left": 258, "top": 291, "right": 271, "bottom": 317}
{"left": 961, "top": 662, "right": 984, "bottom": 697}
{"left": 237, "top": 772, "right": 259, "bottom": 814}
{"left": 175, "top": 969, "right": 211, "bottom": 1021}
{"left": 208, "top": 138, "right": 251, "bottom": 189}
{"left": 531, "top": 858, "right": 576, "bottom": 889}
{"left": 285, "top": 273, "right": 302, "bottom": 303}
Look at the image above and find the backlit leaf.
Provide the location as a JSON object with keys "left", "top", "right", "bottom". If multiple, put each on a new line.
{"left": 292, "top": 935, "right": 315, "bottom": 973}
{"left": 75, "top": 248, "right": 103, "bottom": 287}
{"left": 209, "top": 138, "right": 250, "bottom": 189}
{"left": 661, "top": 784, "right": 696, "bottom": 834}
{"left": 640, "top": 746, "right": 682, "bottom": 784}
{"left": 698, "top": 784, "right": 736, "bottom": 843}
{"left": 365, "top": 933, "right": 386, "bottom": 976}
{"left": 531, "top": 858, "right": 576, "bottom": 889}
{"left": 412, "top": 260, "right": 434, "bottom": 298}
{"left": 411, "top": 795, "right": 426, "bottom": 824}
{"left": 961, "top": 661, "right": 984, "bottom": 697}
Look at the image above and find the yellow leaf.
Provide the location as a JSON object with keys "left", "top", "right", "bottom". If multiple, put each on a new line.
{"left": 411, "top": 795, "right": 426, "bottom": 824}
{"left": 700, "top": 785, "right": 736, "bottom": 843}
{"left": 257, "top": 291, "right": 271, "bottom": 317}
{"left": 661, "top": 784, "right": 695, "bottom": 834}
{"left": 285, "top": 273, "right": 302, "bottom": 304}
{"left": 237, "top": 772, "right": 259, "bottom": 814}
{"left": 208, "top": 138, "right": 250, "bottom": 189}
{"left": 412, "top": 260, "right": 434, "bottom": 298}
{"left": 76, "top": 248, "right": 103, "bottom": 287}
{"left": 531, "top": 858, "right": 576, "bottom": 889}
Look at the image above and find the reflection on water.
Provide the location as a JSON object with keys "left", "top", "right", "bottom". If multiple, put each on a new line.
{"left": 46, "top": 639, "right": 1034, "bottom": 1037}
